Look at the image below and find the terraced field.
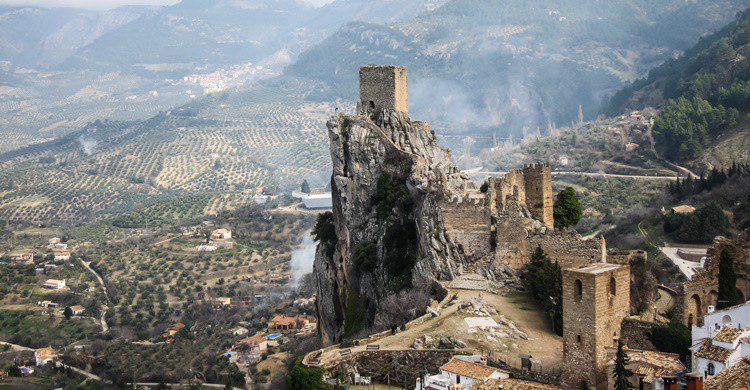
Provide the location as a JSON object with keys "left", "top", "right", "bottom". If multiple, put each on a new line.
{"left": 0, "top": 77, "right": 334, "bottom": 225}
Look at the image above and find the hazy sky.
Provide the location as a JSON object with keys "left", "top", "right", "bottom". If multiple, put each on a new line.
{"left": 4, "top": 0, "right": 334, "bottom": 10}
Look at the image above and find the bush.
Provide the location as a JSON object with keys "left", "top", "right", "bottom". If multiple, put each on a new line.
{"left": 286, "top": 357, "right": 327, "bottom": 390}
{"left": 521, "top": 246, "right": 563, "bottom": 335}
{"left": 648, "top": 318, "right": 691, "bottom": 361}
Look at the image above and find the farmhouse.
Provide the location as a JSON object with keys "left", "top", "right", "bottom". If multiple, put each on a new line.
{"left": 34, "top": 348, "right": 55, "bottom": 367}
{"left": 68, "top": 305, "right": 86, "bottom": 316}
{"left": 54, "top": 252, "right": 71, "bottom": 261}
{"left": 268, "top": 315, "right": 308, "bottom": 331}
{"left": 43, "top": 279, "right": 66, "bottom": 290}
{"left": 211, "top": 228, "right": 232, "bottom": 240}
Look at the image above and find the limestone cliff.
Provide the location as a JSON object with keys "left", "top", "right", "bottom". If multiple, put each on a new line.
{"left": 313, "top": 109, "right": 487, "bottom": 342}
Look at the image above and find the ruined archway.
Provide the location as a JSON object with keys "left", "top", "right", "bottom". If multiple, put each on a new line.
{"left": 688, "top": 294, "right": 702, "bottom": 326}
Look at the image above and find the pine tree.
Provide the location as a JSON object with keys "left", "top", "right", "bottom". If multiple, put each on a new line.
{"left": 718, "top": 248, "right": 741, "bottom": 309}
{"left": 612, "top": 339, "right": 633, "bottom": 390}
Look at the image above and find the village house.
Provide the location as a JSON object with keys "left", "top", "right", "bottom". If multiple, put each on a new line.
{"left": 267, "top": 315, "right": 308, "bottom": 332}
{"left": 10, "top": 253, "right": 34, "bottom": 264}
{"left": 214, "top": 297, "right": 231, "bottom": 308}
{"left": 54, "top": 252, "right": 71, "bottom": 261}
{"left": 68, "top": 305, "right": 86, "bottom": 316}
{"left": 704, "top": 357, "right": 750, "bottom": 389}
{"left": 34, "top": 347, "right": 55, "bottom": 367}
{"left": 690, "top": 302, "right": 750, "bottom": 378}
{"left": 691, "top": 326, "right": 750, "bottom": 378}
{"left": 43, "top": 279, "right": 66, "bottom": 290}
{"left": 48, "top": 237, "right": 61, "bottom": 246}
{"left": 236, "top": 333, "right": 268, "bottom": 355}
{"left": 37, "top": 300, "right": 58, "bottom": 308}
{"left": 418, "top": 356, "right": 508, "bottom": 390}
{"left": 162, "top": 323, "right": 186, "bottom": 339}
{"left": 604, "top": 347, "right": 684, "bottom": 390}
{"left": 210, "top": 228, "right": 232, "bottom": 240}
{"left": 53, "top": 243, "right": 68, "bottom": 251}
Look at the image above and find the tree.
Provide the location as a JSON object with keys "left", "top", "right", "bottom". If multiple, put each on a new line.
{"left": 285, "top": 357, "right": 326, "bottom": 390}
{"left": 718, "top": 248, "right": 742, "bottom": 309}
{"left": 553, "top": 187, "right": 582, "bottom": 229}
{"left": 522, "top": 246, "right": 563, "bottom": 335}
{"left": 64, "top": 306, "right": 73, "bottom": 320}
{"left": 311, "top": 212, "right": 336, "bottom": 251}
{"left": 612, "top": 339, "right": 633, "bottom": 389}
{"left": 300, "top": 180, "right": 311, "bottom": 194}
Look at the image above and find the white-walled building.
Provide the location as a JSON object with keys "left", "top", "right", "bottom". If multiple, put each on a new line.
{"left": 34, "top": 348, "right": 55, "bottom": 366}
{"left": 417, "top": 356, "right": 508, "bottom": 390}
{"left": 43, "top": 279, "right": 66, "bottom": 290}
{"left": 301, "top": 193, "right": 332, "bottom": 210}
{"left": 692, "top": 302, "right": 750, "bottom": 344}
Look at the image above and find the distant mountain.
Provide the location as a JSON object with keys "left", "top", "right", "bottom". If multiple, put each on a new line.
{"left": 0, "top": 5, "right": 154, "bottom": 68}
{"left": 62, "top": 0, "right": 444, "bottom": 73}
{"left": 287, "top": 0, "right": 750, "bottom": 138}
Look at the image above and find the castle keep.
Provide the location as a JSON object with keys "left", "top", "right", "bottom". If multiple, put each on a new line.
{"left": 358, "top": 65, "right": 409, "bottom": 115}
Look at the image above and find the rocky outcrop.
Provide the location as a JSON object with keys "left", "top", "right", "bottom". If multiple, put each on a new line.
{"left": 314, "top": 109, "right": 488, "bottom": 342}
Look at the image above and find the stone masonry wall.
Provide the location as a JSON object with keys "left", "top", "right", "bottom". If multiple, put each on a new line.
{"left": 562, "top": 264, "right": 630, "bottom": 389}
{"left": 527, "top": 230, "right": 605, "bottom": 269}
{"left": 523, "top": 163, "right": 554, "bottom": 229}
{"left": 358, "top": 65, "right": 408, "bottom": 114}
{"left": 439, "top": 196, "right": 492, "bottom": 262}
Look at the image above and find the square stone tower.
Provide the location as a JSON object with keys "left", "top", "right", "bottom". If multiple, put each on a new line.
{"left": 358, "top": 65, "right": 408, "bottom": 115}
{"left": 562, "top": 263, "right": 630, "bottom": 389}
{"left": 522, "top": 162, "right": 554, "bottom": 229}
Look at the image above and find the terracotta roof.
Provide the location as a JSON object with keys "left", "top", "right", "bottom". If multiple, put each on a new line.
{"left": 69, "top": 305, "right": 85, "bottom": 312}
{"left": 270, "top": 315, "right": 298, "bottom": 326}
{"left": 440, "top": 359, "right": 499, "bottom": 380}
{"left": 705, "top": 357, "right": 750, "bottom": 390}
{"left": 606, "top": 348, "right": 684, "bottom": 383}
{"left": 472, "top": 378, "right": 560, "bottom": 389}
{"left": 694, "top": 340, "right": 733, "bottom": 362}
{"left": 713, "top": 326, "right": 744, "bottom": 343}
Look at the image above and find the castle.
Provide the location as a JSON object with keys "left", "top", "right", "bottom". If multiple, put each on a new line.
{"left": 315, "top": 67, "right": 635, "bottom": 388}
{"left": 354, "top": 66, "right": 606, "bottom": 276}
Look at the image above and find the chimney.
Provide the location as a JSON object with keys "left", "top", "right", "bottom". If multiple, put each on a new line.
{"left": 686, "top": 373, "right": 704, "bottom": 390}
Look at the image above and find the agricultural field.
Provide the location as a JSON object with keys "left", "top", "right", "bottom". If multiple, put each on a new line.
{"left": 0, "top": 77, "right": 335, "bottom": 225}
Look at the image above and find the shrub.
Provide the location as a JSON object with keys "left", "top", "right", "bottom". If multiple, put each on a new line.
{"left": 553, "top": 187, "right": 582, "bottom": 229}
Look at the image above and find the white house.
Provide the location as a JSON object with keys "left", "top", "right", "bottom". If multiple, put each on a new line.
{"left": 43, "top": 279, "right": 66, "bottom": 290}
{"left": 54, "top": 252, "right": 71, "bottom": 261}
{"left": 68, "top": 305, "right": 86, "bottom": 316}
{"left": 34, "top": 348, "right": 55, "bottom": 366}
{"left": 417, "top": 356, "right": 508, "bottom": 390}
{"left": 691, "top": 326, "right": 750, "bottom": 377}
{"left": 692, "top": 302, "right": 750, "bottom": 345}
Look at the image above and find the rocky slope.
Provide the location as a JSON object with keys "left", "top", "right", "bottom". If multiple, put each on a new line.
{"left": 313, "top": 108, "right": 490, "bottom": 342}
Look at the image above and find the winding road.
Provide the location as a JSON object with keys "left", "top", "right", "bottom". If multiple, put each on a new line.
{"left": 473, "top": 170, "right": 680, "bottom": 181}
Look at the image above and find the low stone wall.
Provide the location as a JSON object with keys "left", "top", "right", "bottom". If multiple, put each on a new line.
{"left": 439, "top": 197, "right": 492, "bottom": 260}
{"left": 620, "top": 318, "right": 659, "bottom": 351}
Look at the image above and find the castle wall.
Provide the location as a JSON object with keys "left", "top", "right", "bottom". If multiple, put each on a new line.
{"left": 527, "top": 230, "right": 605, "bottom": 269}
{"left": 438, "top": 196, "right": 492, "bottom": 262}
{"left": 562, "top": 263, "right": 630, "bottom": 389}
{"left": 494, "top": 198, "right": 527, "bottom": 270}
{"left": 523, "top": 163, "right": 554, "bottom": 229}
{"left": 489, "top": 170, "right": 525, "bottom": 214}
{"left": 359, "top": 65, "right": 408, "bottom": 115}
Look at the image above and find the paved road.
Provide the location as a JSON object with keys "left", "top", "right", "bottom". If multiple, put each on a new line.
{"left": 79, "top": 259, "right": 110, "bottom": 333}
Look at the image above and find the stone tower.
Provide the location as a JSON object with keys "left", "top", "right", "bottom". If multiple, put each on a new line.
{"left": 358, "top": 65, "right": 408, "bottom": 115}
{"left": 522, "top": 162, "right": 553, "bottom": 228}
{"left": 562, "top": 263, "right": 630, "bottom": 389}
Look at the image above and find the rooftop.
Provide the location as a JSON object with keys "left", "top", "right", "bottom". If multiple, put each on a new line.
{"left": 572, "top": 263, "right": 622, "bottom": 274}
{"left": 472, "top": 378, "right": 560, "bottom": 389}
{"left": 440, "top": 358, "right": 501, "bottom": 380}
{"left": 694, "top": 340, "right": 733, "bottom": 362}
{"left": 713, "top": 326, "right": 746, "bottom": 343}
{"left": 606, "top": 347, "right": 684, "bottom": 383}
{"left": 705, "top": 357, "right": 750, "bottom": 389}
